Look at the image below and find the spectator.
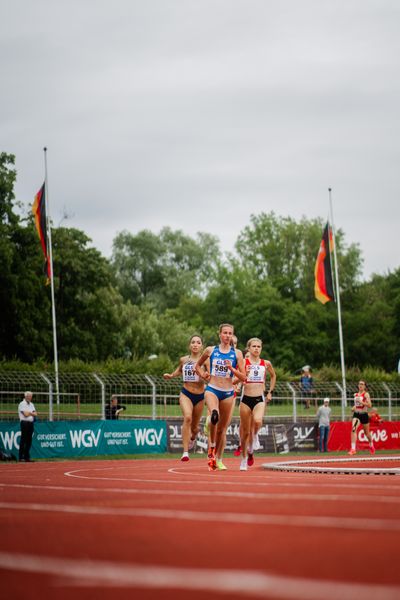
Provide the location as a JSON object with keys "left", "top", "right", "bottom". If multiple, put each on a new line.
{"left": 300, "top": 365, "right": 314, "bottom": 409}
{"left": 105, "top": 395, "right": 126, "bottom": 420}
{"left": 316, "top": 397, "right": 331, "bottom": 452}
{"left": 369, "top": 407, "right": 383, "bottom": 425}
{"left": 18, "top": 391, "right": 37, "bottom": 462}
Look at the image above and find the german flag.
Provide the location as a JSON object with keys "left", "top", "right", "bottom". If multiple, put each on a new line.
{"left": 32, "top": 183, "right": 51, "bottom": 282}
{"left": 314, "top": 222, "right": 334, "bottom": 304}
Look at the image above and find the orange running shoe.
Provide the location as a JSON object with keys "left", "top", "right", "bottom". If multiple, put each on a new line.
{"left": 208, "top": 457, "right": 217, "bottom": 471}
{"left": 348, "top": 449, "right": 356, "bottom": 455}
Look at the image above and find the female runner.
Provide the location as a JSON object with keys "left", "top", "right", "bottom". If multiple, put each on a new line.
{"left": 239, "top": 338, "right": 276, "bottom": 471}
{"left": 195, "top": 324, "right": 245, "bottom": 471}
{"left": 348, "top": 380, "right": 375, "bottom": 455}
{"left": 163, "top": 334, "right": 205, "bottom": 462}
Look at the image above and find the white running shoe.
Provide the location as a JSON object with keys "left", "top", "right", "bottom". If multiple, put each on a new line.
{"left": 188, "top": 437, "right": 196, "bottom": 450}
{"left": 240, "top": 458, "right": 248, "bottom": 471}
{"left": 253, "top": 433, "right": 261, "bottom": 451}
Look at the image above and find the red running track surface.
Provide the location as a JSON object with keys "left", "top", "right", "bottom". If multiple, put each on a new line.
{"left": 1, "top": 455, "right": 400, "bottom": 600}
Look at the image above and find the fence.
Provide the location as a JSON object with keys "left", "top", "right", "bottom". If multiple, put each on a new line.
{"left": 1, "top": 372, "right": 399, "bottom": 422}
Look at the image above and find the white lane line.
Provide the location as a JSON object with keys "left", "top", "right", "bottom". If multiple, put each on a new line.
{"left": 62, "top": 468, "right": 400, "bottom": 491}
{"left": 1, "top": 501, "right": 400, "bottom": 532}
{"left": 0, "top": 551, "right": 399, "bottom": 600}
{"left": 64, "top": 467, "right": 400, "bottom": 491}
{"left": 1, "top": 481, "right": 400, "bottom": 505}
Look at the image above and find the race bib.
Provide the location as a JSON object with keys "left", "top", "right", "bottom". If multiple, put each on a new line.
{"left": 182, "top": 362, "right": 199, "bottom": 382}
{"left": 211, "top": 359, "right": 230, "bottom": 378}
{"left": 246, "top": 364, "right": 266, "bottom": 383}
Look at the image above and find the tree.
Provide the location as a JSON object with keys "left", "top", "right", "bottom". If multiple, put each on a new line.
{"left": 52, "top": 227, "right": 126, "bottom": 361}
{"left": 235, "top": 212, "right": 363, "bottom": 301}
{"left": 112, "top": 227, "right": 220, "bottom": 309}
{"left": 0, "top": 154, "right": 53, "bottom": 361}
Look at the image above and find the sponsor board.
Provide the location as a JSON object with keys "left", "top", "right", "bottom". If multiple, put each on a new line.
{"left": 167, "top": 418, "right": 314, "bottom": 454}
{"left": 329, "top": 421, "right": 400, "bottom": 451}
{"left": 0, "top": 420, "right": 167, "bottom": 458}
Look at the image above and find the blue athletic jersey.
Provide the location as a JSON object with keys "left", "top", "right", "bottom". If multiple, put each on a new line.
{"left": 209, "top": 346, "right": 237, "bottom": 379}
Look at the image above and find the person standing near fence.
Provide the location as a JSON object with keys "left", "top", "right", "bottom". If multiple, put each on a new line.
{"left": 195, "top": 324, "right": 245, "bottom": 471}
{"left": 105, "top": 395, "right": 127, "bottom": 420}
{"left": 316, "top": 397, "right": 331, "bottom": 452}
{"left": 239, "top": 338, "right": 276, "bottom": 471}
{"left": 348, "top": 380, "right": 375, "bottom": 455}
{"left": 18, "top": 391, "right": 37, "bottom": 462}
{"left": 163, "top": 334, "right": 205, "bottom": 462}
{"left": 300, "top": 366, "right": 314, "bottom": 409}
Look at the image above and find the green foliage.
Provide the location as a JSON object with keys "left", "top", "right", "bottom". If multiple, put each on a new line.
{"left": 112, "top": 227, "right": 220, "bottom": 309}
{"left": 235, "top": 212, "right": 363, "bottom": 300}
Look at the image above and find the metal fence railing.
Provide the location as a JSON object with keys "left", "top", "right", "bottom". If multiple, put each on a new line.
{"left": 1, "top": 372, "right": 399, "bottom": 422}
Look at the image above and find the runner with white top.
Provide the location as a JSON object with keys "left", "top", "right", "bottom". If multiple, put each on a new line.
{"left": 163, "top": 335, "right": 205, "bottom": 462}
{"left": 348, "top": 380, "right": 375, "bottom": 456}
{"left": 239, "top": 338, "right": 276, "bottom": 471}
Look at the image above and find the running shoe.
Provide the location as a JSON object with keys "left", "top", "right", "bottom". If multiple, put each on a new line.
{"left": 211, "top": 409, "right": 219, "bottom": 425}
{"left": 253, "top": 434, "right": 261, "bottom": 451}
{"left": 233, "top": 444, "right": 242, "bottom": 457}
{"left": 203, "top": 415, "right": 211, "bottom": 437}
{"left": 208, "top": 457, "right": 217, "bottom": 471}
{"left": 216, "top": 459, "right": 227, "bottom": 471}
{"left": 181, "top": 453, "right": 189, "bottom": 462}
{"left": 348, "top": 449, "right": 356, "bottom": 455}
{"left": 188, "top": 437, "right": 196, "bottom": 450}
{"left": 369, "top": 445, "right": 376, "bottom": 455}
{"left": 240, "top": 458, "right": 248, "bottom": 471}
{"left": 207, "top": 446, "right": 216, "bottom": 470}
{"left": 247, "top": 452, "right": 254, "bottom": 467}
{"left": 207, "top": 446, "right": 215, "bottom": 460}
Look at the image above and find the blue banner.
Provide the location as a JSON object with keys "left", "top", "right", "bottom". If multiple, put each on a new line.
{"left": 0, "top": 420, "right": 167, "bottom": 459}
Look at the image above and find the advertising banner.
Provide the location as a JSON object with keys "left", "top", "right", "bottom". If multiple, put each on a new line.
{"left": 328, "top": 421, "right": 400, "bottom": 452}
{"left": 167, "top": 418, "right": 317, "bottom": 454}
{"left": 0, "top": 420, "right": 167, "bottom": 459}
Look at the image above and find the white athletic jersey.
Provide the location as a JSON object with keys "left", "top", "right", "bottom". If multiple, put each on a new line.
{"left": 354, "top": 391, "right": 368, "bottom": 411}
{"left": 245, "top": 358, "right": 270, "bottom": 384}
{"left": 182, "top": 360, "right": 200, "bottom": 383}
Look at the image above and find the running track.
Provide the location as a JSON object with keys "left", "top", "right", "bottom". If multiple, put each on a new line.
{"left": 1, "top": 455, "right": 400, "bottom": 600}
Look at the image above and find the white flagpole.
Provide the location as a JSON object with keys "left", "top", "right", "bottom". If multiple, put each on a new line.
{"left": 43, "top": 147, "right": 60, "bottom": 408}
{"left": 328, "top": 188, "right": 347, "bottom": 420}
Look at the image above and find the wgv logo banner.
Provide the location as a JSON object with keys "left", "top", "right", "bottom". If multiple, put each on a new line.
{"left": 0, "top": 420, "right": 167, "bottom": 459}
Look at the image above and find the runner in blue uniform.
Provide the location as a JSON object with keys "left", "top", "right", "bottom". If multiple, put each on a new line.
{"left": 195, "top": 324, "right": 245, "bottom": 470}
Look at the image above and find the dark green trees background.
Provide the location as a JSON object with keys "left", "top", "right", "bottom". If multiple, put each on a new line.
{"left": 1, "top": 152, "right": 399, "bottom": 374}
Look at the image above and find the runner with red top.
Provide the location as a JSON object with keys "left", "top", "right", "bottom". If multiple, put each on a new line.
{"left": 195, "top": 324, "right": 245, "bottom": 471}
{"left": 348, "top": 380, "right": 375, "bottom": 455}
{"left": 163, "top": 334, "right": 205, "bottom": 462}
{"left": 239, "top": 338, "right": 276, "bottom": 471}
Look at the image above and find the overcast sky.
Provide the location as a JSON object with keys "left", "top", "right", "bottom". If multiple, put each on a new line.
{"left": 2, "top": 0, "right": 399, "bottom": 280}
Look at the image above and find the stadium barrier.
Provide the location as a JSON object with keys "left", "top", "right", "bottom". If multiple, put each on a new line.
{"left": 0, "top": 420, "right": 167, "bottom": 459}
{"left": 1, "top": 372, "right": 399, "bottom": 422}
{"left": 328, "top": 421, "right": 400, "bottom": 452}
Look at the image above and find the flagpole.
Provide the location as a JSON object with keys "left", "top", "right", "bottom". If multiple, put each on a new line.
{"left": 43, "top": 147, "right": 60, "bottom": 408}
{"left": 328, "top": 188, "right": 347, "bottom": 420}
